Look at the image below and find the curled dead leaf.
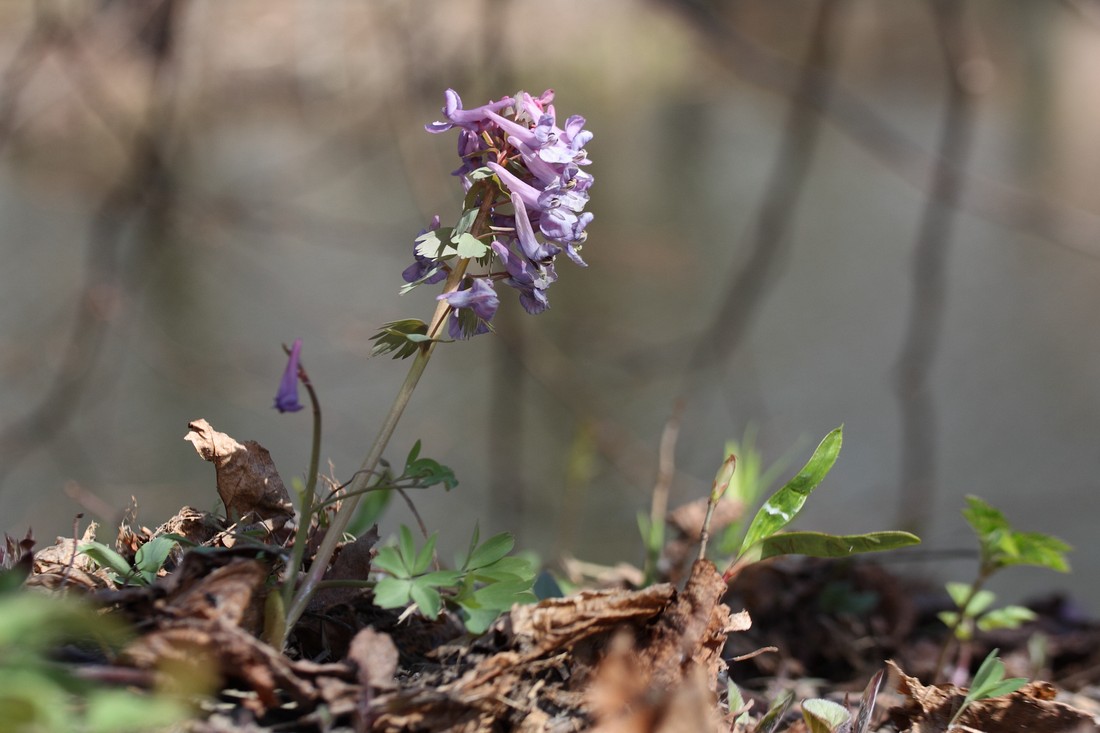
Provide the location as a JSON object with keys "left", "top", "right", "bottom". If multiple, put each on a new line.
{"left": 184, "top": 419, "right": 294, "bottom": 527}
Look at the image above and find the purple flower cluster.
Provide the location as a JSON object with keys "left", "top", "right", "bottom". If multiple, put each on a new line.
{"left": 406, "top": 89, "right": 593, "bottom": 337}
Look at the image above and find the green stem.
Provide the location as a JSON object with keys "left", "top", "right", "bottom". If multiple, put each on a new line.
{"left": 280, "top": 370, "right": 323, "bottom": 614}
{"left": 284, "top": 186, "right": 497, "bottom": 633}
{"left": 933, "top": 570, "right": 989, "bottom": 684}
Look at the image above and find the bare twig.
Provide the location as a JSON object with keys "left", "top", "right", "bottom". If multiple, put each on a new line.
{"left": 665, "top": 0, "right": 1100, "bottom": 259}
{"left": 683, "top": 0, "right": 845, "bottom": 376}
{"left": 893, "top": 0, "right": 979, "bottom": 535}
{"left": 0, "top": 4, "right": 181, "bottom": 490}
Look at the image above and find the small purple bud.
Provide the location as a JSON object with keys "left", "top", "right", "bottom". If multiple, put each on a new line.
{"left": 274, "top": 339, "right": 304, "bottom": 413}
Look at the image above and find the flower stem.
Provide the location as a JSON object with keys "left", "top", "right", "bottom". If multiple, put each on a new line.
{"left": 932, "top": 570, "right": 989, "bottom": 684}
{"left": 284, "top": 268, "right": 465, "bottom": 632}
{"left": 284, "top": 182, "right": 496, "bottom": 636}
{"left": 280, "top": 366, "right": 323, "bottom": 615}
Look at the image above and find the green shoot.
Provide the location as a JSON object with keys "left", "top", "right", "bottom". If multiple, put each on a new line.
{"left": 372, "top": 525, "right": 537, "bottom": 633}
{"left": 935, "top": 496, "right": 1069, "bottom": 681}
{"left": 721, "top": 427, "right": 920, "bottom": 581}
{"left": 80, "top": 536, "right": 178, "bottom": 587}
{"left": 754, "top": 689, "right": 794, "bottom": 733}
{"left": 947, "top": 648, "right": 1027, "bottom": 729}
{"left": 800, "top": 698, "right": 850, "bottom": 733}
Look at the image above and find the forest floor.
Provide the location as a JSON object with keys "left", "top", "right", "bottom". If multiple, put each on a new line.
{"left": 9, "top": 422, "right": 1100, "bottom": 732}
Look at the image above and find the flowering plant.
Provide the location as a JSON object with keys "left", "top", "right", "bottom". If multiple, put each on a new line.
{"left": 281, "top": 89, "right": 594, "bottom": 634}
{"left": 377, "top": 88, "right": 594, "bottom": 347}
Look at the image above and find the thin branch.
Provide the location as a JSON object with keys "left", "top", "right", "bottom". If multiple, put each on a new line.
{"left": 893, "top": 0, "right": 978, "bottom": 536}
{"left": 685, "top": 0, "right": 845, "bottom": 375}
{"left": 0, "top": 5, "right": 181, "bottom": 490}
{"left": 665, "top": 0, "right": 1100, "bottom": 259}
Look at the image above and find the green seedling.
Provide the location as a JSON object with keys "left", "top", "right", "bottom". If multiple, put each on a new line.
{"left": 372, "top": 525, "right": 537, "bottom": 633}
{"left": 80, "top": 535, "right": 178, "bottom": 587}
{"left": 938, "top": 582, "right": 1037, "bottom": 643}
{"left": 725, "top": 679, "right": 752, "bottom": 730}
{"left": 947, "top": 648, "right": 1027, "bottom": 729}
{"left": 720, "top": 427, "right": 920, "bottom": 581}
{"left": 754, "top": 689, "right": 794, "bottom": 733}
{"left": 934, "top": 496, "right": 1069, "bottom": 681}
{"left": 800, "top": 698, "right": 850, "bottom": 733}
{"left": 717, "top": 426, "right": 797, "bottom": 556}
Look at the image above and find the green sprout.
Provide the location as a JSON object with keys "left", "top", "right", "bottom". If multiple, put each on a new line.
{"left": 947, "top": 648, "right": 1027, "bottom": 729}
{"left": 79, "top": 535, "right": 178, "bottom": 587}
{"left": 934, "top": 496, "right": 1070, "bottom": 681}
{"left": 719, "top": 426, "right": 921, "bottom": 581}
{"left": 372, "top": 525, "right": 537, "bottom": 633}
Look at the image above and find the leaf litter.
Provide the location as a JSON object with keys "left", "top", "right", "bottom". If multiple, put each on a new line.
{"left": 11, "top": 420, "right": 1100, "bottom": 732}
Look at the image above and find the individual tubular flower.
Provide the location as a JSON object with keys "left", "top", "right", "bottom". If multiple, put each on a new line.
{"left": 437, "top": 277, "right": 499, "bottom": 339}
{"left": 274, "top": 338, "right": 304, "bottom": 413}
{"left": 406, "top": 88, "right": 593, "bottom": 331}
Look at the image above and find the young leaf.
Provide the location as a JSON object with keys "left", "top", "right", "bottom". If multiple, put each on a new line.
{"left": 461, "top": 605, "right": 500, "bottom": 634}
{"left": 754, "top": 690, "right": 794, "bottom": 733}
{"left": 405, "top": 440, "right": 422, "bottom": 467}
{"left": 471, "top": 578, "right": 536, "bottom": 609}
{"left": 372, "top": 577, "right": 413, "bottom": 609}
{"left": 415, "top": 570, "right": 463, "bottom": 587}
{"left": 452, "top": 231, "right": 488, "bottom": 259}
{"left": 750, "top": 530, "right": 920, "bottom": 562}
{"left": 133, "top": 537, "right": 177, "bottom": 580}
{"left": 412, "top": 533, "right": 438, "bottom": 576}
{"left": 398, "top": 526, "right": 417, "bottom": 569}
{"left": 963, "top": 648, "right": 1027, "bottom": 708}
{"left": 79, "top": 542, "right": 135, "bottom": 583}
{"left": 738, "top": 427, "right": 843, "bottom": 558}
{"left": 470, "top": 557, "right": 537, "bottom": 583}
{"left": 977, "top": 605, "right": 1037, "bottom": 632}
{"left": 466, "top": 532, "right": 515, "bottom": 570}
{"left": 944, "top": 581, "right": 973, "bottom": 608}
{"left": 409, "top": 581, "right": 443, "bottom": 619}
{"left": 800, "top": 698, "right": 850, "bottom": 733}
{"left": 963, "top": 589, "right": 996, "bottom": 618}
{"left": 854, "top": 669, "right": 884, "bottom": 733}
{"left": 372, "top": 546, "right": 408, "bottom": 578}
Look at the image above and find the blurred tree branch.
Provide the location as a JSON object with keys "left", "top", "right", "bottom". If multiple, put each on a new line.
{"left": 893, "top": 0, "right": 978, "bottom": 535}
{"left": 685, "top": 0, "right": 844, "bottom": 375}
{"left": 664, "top": 0, "right": 1100, "bottom": 259}
{"left": 0, "top": 2, "right": 181, "bottom": 491}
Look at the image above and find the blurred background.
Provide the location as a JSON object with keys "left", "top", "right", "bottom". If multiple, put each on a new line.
{"left": 1, "top": 0, "right": 1099, "bottom": 610}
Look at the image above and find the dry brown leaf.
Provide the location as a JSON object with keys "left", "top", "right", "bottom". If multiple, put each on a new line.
{"left": 184, "top": 419, "right": 294, "bottom": 526}
{"left": 161, "top": 556, "right": 270, "bottom": 633}
{"left": 29, "top": 523, "right": 114, "bottom": 590}
{"left": 311, "top": 525, "right": 380, "bottom": 610}
{"left": 887, "top": 660, "right": 1099, "bottom": 732}
{"left": 510, "top": 583, "right": 676, "bottom": 658}
{"left": 348, "top": 627, "right": 399, "bottom": 692}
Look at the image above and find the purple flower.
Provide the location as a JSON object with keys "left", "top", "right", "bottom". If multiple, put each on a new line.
{"left": 413, "top": 88, "right": 594, "bottom": 323}
{"left": 512, "top": 192, "right": 559, "bottom": 262}
{"left": 437, "top": 277, "right": 499, "bottom": 339}
{"left": 274, "top": 338, "right": 304, "bottom": 413}
{"left": 492, "top": 241, "right": 555, "bottom": 315}
{"left": 426, "top": 89, "right": 513, "bottom": 134}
